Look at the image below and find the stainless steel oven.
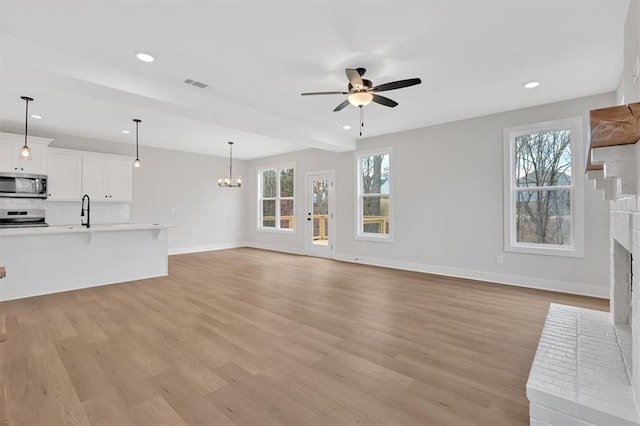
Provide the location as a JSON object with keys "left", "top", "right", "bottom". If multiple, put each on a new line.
{"left": 0, "top": 209, "right": 48, "bottom": 228}
{"left": 0, "top": 172, "right": 47, "bottom": 198}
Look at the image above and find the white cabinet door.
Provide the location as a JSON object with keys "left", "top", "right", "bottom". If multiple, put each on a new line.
{"left": 48, "top": 151, "right": 82, "bottom": 200}
{"left": 81, "top": 156, "right": 108, "bottom": 200}
{"left": 0, "top": 141, "right": 17, "bottom": 173}
{"left": 0, "top": 134, "right": 51, "bottom": 175}
{"left": 81, "top": 155, "right": 133, "bottom": 202}
{"left": 107, "top": 158, "right": 132, "bottom": 201}
{"left": 0, "top": 140, "right": 48, "bottom": 174}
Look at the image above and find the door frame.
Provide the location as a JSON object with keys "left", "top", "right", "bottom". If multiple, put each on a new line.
{"left": 305, "top": 170, "right": 336, "bottom": 258}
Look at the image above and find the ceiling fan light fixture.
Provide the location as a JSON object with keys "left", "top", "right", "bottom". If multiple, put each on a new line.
{"left": 348, "top": 92, "right": 373, "bottom": 107}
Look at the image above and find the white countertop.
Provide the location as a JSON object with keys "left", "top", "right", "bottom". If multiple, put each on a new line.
{"left": 0, "top": 223, "right": 171, "bottom": 236}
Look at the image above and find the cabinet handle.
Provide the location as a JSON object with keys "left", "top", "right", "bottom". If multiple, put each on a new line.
{"left": 109, "top": 195, "right": 112, "bottom": 198}
{"left": 105, "top": 195, "right": 108, "bottom": 198}
{"left": 20, "top": 168, "right": 24, "bottom": 171}
{"left": 14, "top": 167, "right": 17, "bottom": 171}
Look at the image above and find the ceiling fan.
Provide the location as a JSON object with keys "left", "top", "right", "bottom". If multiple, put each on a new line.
{"left": 301, "top": 68, "right": 421, "bottom": 135}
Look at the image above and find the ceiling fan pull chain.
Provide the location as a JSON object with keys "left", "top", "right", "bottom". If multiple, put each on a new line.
{"left": 360, "top": 106, "right": 364, "bottom": 136}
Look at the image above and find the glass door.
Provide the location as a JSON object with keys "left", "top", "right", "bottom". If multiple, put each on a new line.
{"left": 306, "top": 172, "right": 334, "bottom": 258}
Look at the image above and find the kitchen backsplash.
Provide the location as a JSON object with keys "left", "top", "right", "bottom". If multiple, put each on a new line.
{"left": 0, "top": 198, "right": 130, "bottom": 226}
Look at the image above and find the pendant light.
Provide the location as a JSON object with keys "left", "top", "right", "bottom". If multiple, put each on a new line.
{"left": 218, "top": 141, "right": 242, "bottom": 187}
{"left": 133, "top": 119, "right": 142, "bottom": 170}
{"left": 20, "top": 96, "right": 34, "bottom": 159}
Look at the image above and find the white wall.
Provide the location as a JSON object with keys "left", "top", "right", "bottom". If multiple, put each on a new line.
{"left": 130, "top": 147, "right": 246, "bottom": 254}
{"left": 246, "top": 148, "right": 351, "bottom": 254}
{"left": 246, "top": 93, "right": 615, "bottom": 297}
{"left": 0, "top": 127, "right": 247, "bottom": 254}
{"left": 618, "top": 0, "right": 640, "bottom": 104}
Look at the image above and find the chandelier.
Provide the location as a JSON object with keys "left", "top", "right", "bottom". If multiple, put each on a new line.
{"left": 218, "top": 141, "right": 242, "bottom": 187}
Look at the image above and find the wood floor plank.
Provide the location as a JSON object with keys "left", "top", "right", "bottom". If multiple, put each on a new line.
{"left": 128, "top": 395, "right": 186, "bottom": 426}
{"left": 0, "top": 248, "right": 608, "bottom": 425}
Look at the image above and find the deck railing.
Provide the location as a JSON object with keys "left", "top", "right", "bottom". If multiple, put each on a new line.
{"left": 263, "top": 214, "right": 389, "bottom": 238}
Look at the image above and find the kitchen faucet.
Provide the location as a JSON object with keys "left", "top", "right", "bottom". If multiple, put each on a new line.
{"left": 81, "top": 194, "right": 91, "bottom": 228}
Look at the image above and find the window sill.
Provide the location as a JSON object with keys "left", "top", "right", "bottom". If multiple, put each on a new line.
{"left": 257, "top": 227, "right": 296, "bottom": 235}
{"left": 355, "top": 234, "right": 393, "bottom": 243}
{"left": 506, "top": 243, "right": 584, "bottom": 258}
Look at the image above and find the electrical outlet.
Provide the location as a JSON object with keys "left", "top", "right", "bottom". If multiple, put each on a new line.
{"left": 496, "top": 255, "right": 504, "bottom": 265}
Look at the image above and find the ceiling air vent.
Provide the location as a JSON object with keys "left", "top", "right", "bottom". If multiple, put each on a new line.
{"left": 184, "top": 79, "right": 208, "bottom": 89}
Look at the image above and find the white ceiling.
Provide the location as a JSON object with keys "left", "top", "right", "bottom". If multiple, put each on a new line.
{"left": 0, "top": 1, "right": 630, "bottom": 160}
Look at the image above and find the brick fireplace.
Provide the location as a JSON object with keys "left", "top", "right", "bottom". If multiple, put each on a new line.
{"left": 527, "top": 103, "right": 640, "bottom": 425}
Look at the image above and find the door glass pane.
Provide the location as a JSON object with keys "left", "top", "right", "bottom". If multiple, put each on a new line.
{"left": 312, "top": 179, "right": 329, "bottom": 246}
{"left": 280, "top": 199, "right": 294, "bottom": 229}
{"left": 262, "top": 200, "right": 276, "bottom": 228}
{"left": 515, "top": 189, "right": 571, "bottom": 245}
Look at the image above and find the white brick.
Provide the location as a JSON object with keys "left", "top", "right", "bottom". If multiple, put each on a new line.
{"left": 527, "top": 304, "right": 639, "bottom": 425}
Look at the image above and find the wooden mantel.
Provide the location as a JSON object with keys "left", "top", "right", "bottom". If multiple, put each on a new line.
{"left": 588, "top": 102, "right": 640, "bottom": 171}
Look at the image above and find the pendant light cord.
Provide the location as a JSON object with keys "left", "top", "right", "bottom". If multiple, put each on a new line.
{"left": 229, "top": 142, "right": 233, "bottom": 181}
{"left": 24, "top": 98, "right": 30, "bottom": 147}
{"left": 135, "top": 120, "right": 139, "bottom": 159}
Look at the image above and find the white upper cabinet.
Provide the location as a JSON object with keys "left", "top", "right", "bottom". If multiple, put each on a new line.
{"left": 47, "top": 149, "right": 82, "bottom": 201}
{"left": 81, "top": 153, "right": 133, "bottom": 202}
{"left": 105, "top": 158, "right": 133, "bottom": 201}
{"left": 0, "top": 133, "right": 52, "bottom": 175}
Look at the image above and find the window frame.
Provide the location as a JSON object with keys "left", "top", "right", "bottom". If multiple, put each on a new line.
{"left": 257, "top": 163, "right": 296, "bottom": 233}
{"left": 355, "top": 147, "right": 393, "bottom": 242}
{"left": 503, "top": 117, "right": 584, "bottom": 257}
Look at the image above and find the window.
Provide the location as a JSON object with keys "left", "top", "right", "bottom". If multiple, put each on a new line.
{"left": 356, "top": 149, "right": 392, "bottom": 240}
{"left": 503, "top": 117, "right": 584, "bottom": 257}
{"left": 258, "top": 165, "right": 295, "bottom": 231}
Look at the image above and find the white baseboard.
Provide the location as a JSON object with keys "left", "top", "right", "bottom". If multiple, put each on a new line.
{"left": 333, "top": 253, "right": 609, "bottom": 299}
{"left": 168, "top": 243, "right": 609, "bottom": 298}
{"left": 169, "top": 242, "right": 246, "bottom": 255}
{"left": 246, "top": 242, "right": 307, "bottom": 256}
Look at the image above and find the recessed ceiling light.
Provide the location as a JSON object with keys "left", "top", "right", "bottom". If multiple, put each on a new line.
{"left": 524, "top": 81, "right": 540, "bottom": 89}
{"left": 121, "top": 130, "right": 130, "bottom": 134}
{"left": 30, "top": 114, "right": 42, "bottom": 119}
{"left": 136, "top": 52, "right": 154, "bottom": 63}
{"left": 342, "top": 125, "right": 352, "bottom": 130}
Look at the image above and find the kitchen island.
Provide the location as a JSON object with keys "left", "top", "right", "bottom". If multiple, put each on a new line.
{"left": 0, "top": 223, "right": 170, "bottom": 301}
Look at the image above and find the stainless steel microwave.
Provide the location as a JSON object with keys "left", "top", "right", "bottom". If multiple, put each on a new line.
{"left": 0, "top": 172, "right": 48, "bottom": 198}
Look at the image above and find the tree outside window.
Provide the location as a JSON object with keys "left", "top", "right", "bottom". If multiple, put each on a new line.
{"left": 357, "top": 150, "right": 391, "bottom": 239}
{"left": 504, "top": 117, "right": 584, "bottom": 257}
{"left": 514, "top": 130, "right": 572, "bottom": 245}
{"left": 259, "top": 166, "right": 294, "bottom": 230}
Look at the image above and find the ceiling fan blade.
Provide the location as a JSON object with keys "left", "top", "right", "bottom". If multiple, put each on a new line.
{"left": 372, "top": 78, "right": 422, "bottom": 92}
{"left": 333, "top": 99, "right": 351, "bottom": 112}
{"left": 301, "top": 91, "right": 349, "bottom": 96}
{"left": 372, "top": 94, "right": 398, "bottom": 108}
{"left": 345, "top": 68, "right": 364, "bottom": 89}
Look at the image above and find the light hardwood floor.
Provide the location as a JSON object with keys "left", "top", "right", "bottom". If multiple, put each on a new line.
{"left": 0, "top": 248, "right": 608, "bottom": 425}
